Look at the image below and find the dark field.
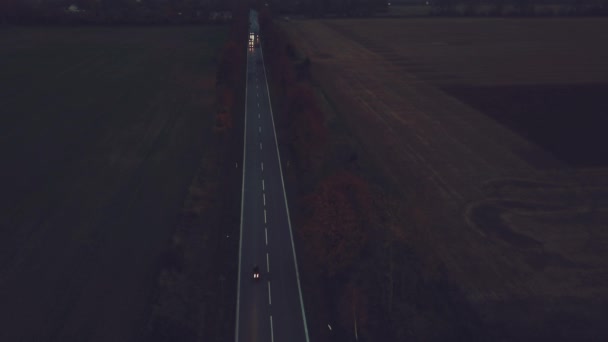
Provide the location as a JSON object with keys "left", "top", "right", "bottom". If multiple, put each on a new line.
{"left": 443, "top": 84, "right": 608, "bottom": 167}
{"left": 0, "top": 26, "right": 226, "bottom": 341}
{"left": 284, "top": 18, "right": 608, "bottom": 341}
{"left": 320, "top": 18, "right": 608, "bottom": 169}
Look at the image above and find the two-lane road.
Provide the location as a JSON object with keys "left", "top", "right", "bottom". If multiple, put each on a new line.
{"left": 235, "top": 12, "right": 309, "bottom": 342}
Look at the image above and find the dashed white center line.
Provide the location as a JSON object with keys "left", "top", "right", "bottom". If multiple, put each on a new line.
{"left": 262, "top": 179, "right": 265, "bottom": 191}
{"left": 260, "top": 142, "right": 263, "bottom": 150}
{"left": 267, "top": 281, "right": 272, "bottom": 305}
{"left": 270, "top": 316, "right": 274, "bottom": 342}
{"left": 263, "top": 193, "right": 266, "bottom": 206}
{"left": 264, "top": 209, "right": 267, "bottom": 224}
{"left": 266, "top": 252, "right": 270, "bottom": 270}
{"left": 265, "top": 227, "right": 268, "bottom": 245}
{"left": 258, "top": 113, "right": 260, "bottom": 119}
{"left": 258, "top": 103, "right": 260, "bottom": 108}
{"left": 259, "top": 126, "right": 261, "bottom": 133}
{"left": 261, "top": 162, "right": 264, "bottom": 171}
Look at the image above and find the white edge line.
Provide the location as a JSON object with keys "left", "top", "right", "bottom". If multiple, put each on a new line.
{"left": 260, "top": 40, "right": 310, "bottom": 342}
{"left": 235, "top": 28, "right": 250, "bottom": 342}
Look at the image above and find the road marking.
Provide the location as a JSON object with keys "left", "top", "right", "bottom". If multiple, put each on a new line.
{"left": 260, "top": 142, "right": 262, "bottom": 150}
{"left": 268, "top": 281, "right": 272, "bottom": 305}
{"left": 265, "top": 227, "right": 268, "bottom": 245}
{"left": 261, "top": 41, "right": 311, "bottom": 342}
{"left": 270, "top": 316, "right": 274, "bottom": 342}
{"left": 258, "top": 113, "right": 260, "bottom": 119}
{"left": 259, "top": 126, "right": 261, "bottom": 133}
{"left": 264, "top": 209, "right": 267, "bottom": 224}
{"left": 261, "top": 162, "right": 264, "bottom": 171}
{"left": 266, "top": 252, "right": 270, "bottom": 270}
{"left": 263, "top": 193, "right": 266, "bottom": 206}
{"left": 235, "top": 32, "right": 250, "bottom": 342}
{"left": 262, "top": 179, "right": 265, "bottom": 191}
{"left": 258, "top": 103, "right": 260, "bottom": 108}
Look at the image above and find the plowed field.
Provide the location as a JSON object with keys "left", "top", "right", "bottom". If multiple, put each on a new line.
{"left": 283, "top": 18, "right": 608, "bottom": 340}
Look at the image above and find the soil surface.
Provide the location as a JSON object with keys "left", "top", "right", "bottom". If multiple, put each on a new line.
{"left": 282, "top": 18, "right": 608, "bottom": 341}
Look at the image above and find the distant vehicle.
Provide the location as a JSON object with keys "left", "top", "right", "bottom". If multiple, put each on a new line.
{"left": 253, "top": 265, "right": 260, "bottom": 280}
{"left": 249, "top": 33, "right": 260, "bottom": 48}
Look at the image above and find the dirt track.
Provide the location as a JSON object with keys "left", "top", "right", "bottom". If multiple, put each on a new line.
{"left": 282, "top": 18, "right": 608, "bottom": 340}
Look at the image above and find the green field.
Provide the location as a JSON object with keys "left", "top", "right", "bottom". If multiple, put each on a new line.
{"left": 0, "top": 26, "right": 226, "bottom": 341}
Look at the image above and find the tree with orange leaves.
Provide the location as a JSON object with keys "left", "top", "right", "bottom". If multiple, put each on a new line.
{"left": 217, "top": 87, "right": 235, "bottom": 110}
{"left": 301, "top": 171, "right": 373, "bottom": 276}
{"left": 214, "top": 87, "right": 234, "bottom": 132}
{"left": 215, "top": 109, "right": 233, "bottom": 131}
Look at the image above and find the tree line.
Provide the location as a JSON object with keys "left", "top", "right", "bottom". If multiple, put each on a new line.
{"left": 1, "top": 0, "right": 241, "bottom": 25}
{"left": 254, "top": 0, "right": 389, "bottom": 17}
{"left": 256, "top": 0, "right": 608, "bottom": 17}
{"left": 429, "top": 0, "right": 608, "bottom": 16}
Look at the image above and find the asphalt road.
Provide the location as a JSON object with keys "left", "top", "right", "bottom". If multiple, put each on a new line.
{"left": 234, "top": 22, "right": 310, "bottom": 342}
